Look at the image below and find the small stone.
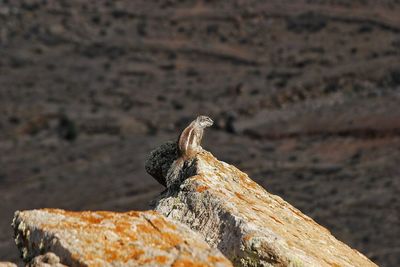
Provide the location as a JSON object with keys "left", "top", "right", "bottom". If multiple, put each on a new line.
{"left": 27, "top": 252, "right": 67, "bottom": 267}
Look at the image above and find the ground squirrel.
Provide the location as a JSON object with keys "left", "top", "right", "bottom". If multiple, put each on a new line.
{"left": 166, "top": 115, "right": 213, "bottom": 187}
{"left": 178, "top": 115, "right": 214, "bottom": 159}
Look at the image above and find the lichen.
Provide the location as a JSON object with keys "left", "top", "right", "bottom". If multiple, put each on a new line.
{"left": 12, "top": 209, "right": 232, "bottom": 266}
{"left": 155, "top": 148, "right": 377, "bottom": 267}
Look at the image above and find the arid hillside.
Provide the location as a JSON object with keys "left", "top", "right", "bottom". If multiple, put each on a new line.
{"left": 0, "top": 0, "right": 399, "bottom": 266}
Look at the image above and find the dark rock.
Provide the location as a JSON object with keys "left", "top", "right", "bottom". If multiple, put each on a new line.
{"left": 145, "top": 141, "right": 179, "bottom": 187}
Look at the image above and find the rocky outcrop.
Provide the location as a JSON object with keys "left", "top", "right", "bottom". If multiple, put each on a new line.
{"left": 13, "top": 209, "right": 232, "bottom": 267}
{"left": 147, "top": 143, "right": 377, "bottom": 267}
{"left": 11, "top": 141, "right": 378, "bottom": 267}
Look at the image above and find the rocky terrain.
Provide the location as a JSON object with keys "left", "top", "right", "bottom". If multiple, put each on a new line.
{"left": 13, "top": 209, "right": 232, "bottom": 266}
{"left": 0, "top": 0, "right": 399, "bottom": 266}
{"left": 11, "top": 146, "right": 376, "bottom": 267}
{"left": 150, "top": 143, "right": 376, "bottom": 266}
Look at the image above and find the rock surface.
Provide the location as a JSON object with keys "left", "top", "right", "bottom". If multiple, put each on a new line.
{"left": 27, "top": 252, "right": 67, "bottom": 267}
{"left": 13, "top": 209, "right": 232, "bottom": 267}
{"left": 0, "top": 262, "right": 17, "bottom": 267}
{"left": 152, "top": 149, "right": 377, "bottom": 267}
{"left": 145, "top": 141, "right": 179, "bottom": 187}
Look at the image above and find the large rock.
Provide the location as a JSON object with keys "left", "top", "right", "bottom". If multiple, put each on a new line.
{"left": 150, "top": 148, "right": 377, "bottom": 267}
{"left": 13, "top": 209, "right": 232, "bottom": 267}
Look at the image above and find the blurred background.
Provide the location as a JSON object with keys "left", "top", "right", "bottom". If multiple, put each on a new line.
{"left": 0, "top": 0, "right": 399, "bottom": 266}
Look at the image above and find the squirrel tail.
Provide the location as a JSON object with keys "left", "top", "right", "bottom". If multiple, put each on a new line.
{"left": 166, "top": 158, "right": 185, "bottom": 188}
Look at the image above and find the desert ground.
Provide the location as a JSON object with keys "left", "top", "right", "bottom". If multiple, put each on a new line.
{"left": 0, "top": 0, "right": 399, "bottom": 266}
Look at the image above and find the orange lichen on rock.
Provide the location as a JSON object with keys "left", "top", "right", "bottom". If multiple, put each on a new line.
{"left": 233, "top": 192, "right": 256, "bottom": 205}
{"left": 13, "top": 209, "right": 232, "bottom": 267}
{"left": 196, "top": 185, "right": 210, "bottom": 193}
{"left": 207, "top": 255, "right": 228, "bottom": 264}
{"left": 172, "top": 258, "right": 209, "bottom": 267}
{"left": 156, "top": 150, "right": 378, "bottom": 267}
{"left": 151, "top": 216, "right": 177, "bottom": 231}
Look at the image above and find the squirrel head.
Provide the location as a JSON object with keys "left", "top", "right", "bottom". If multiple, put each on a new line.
{"left": 195, "top": 115, "right": 214, "bottom": 128}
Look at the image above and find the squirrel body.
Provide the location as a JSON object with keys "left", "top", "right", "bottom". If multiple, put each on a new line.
{"left": 178, "top": 115, "right": 213, "bottom": 159}
{"left": 166, "top": 115, "right": 213, "bottom": 187}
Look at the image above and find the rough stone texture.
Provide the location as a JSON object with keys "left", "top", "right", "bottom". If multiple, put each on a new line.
{"left": 145, "top": 141, "right": 198, "bottom": 189}
{"left": 154, "top": 149, "right": 377, "bottom": 267}
{"left": 145, "top": 141, "right": 179, "bottom": 187}
{"left": 27, "top": 252, "right": 67, "bottom": 267}
{"left": 13, "top": 209, "right": 232, "bottom": 267}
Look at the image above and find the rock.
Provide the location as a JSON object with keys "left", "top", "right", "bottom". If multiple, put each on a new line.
{"left": 153, "top": 148, "right": 377, "bottom": 267}
{"left": 27, "top": 252, "right": 67, "bottom": 267}
{"left": 145, "top": 141, "right": 199, "bottom": 189}
{"left": 0, "top": 262, "right": 17, "bottom": 267}
{"left": 145, "top": 141, "right": 179, "bottom": 187}
{"left": 13, "top": 209, "right": 232, "bottom": 267}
